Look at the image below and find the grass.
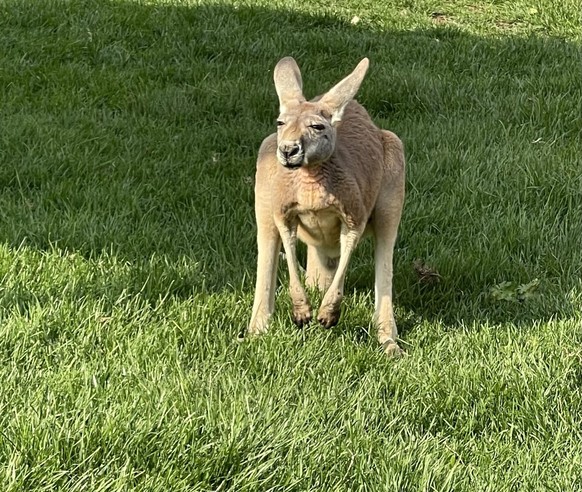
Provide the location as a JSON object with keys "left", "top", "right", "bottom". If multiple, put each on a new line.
{"left": 0, "top": 0, "right": 581, "bottom": 489}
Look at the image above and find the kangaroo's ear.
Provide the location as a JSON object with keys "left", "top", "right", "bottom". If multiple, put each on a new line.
{"left": 320, "top": 58, "right": 369, "bottom": 125}
{"left": 274, "top": 57, "right": 305, "bottom": 113}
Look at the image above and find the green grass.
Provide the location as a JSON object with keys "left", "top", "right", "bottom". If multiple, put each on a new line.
{"left": 0, "top": 0, "right": 581, "bottom": 489}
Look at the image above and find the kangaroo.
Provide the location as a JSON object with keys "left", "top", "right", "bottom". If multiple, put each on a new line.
{"left": 247, "top": 57, "right": 405, "bottom": 355}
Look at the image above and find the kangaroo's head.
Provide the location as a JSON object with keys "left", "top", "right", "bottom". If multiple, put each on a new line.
{"left": 273, "top": 57, "right": 369, "bottom": 168}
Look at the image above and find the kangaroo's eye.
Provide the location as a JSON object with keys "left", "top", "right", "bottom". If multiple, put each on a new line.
{"left": 310, "top": 124, "right": 325, "bottom": 131}
{"left": 276, "top": 120, "right": 285, "bottom": 127}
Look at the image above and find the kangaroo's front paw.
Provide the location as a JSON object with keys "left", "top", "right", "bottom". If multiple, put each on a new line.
{"left": 317, "top": 303, "right": 341, "bottom": 329}
{"left": 292, "top": 303, "right": 312, "bottom": 327}
{"left": 318, "top": 290, "right": 342, "bottom": 328}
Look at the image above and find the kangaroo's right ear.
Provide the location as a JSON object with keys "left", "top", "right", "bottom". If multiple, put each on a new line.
{"left": 319, "top": 58, "right": 369, "bottom": 126}
{"left": 274, "top": 57, "right": 305, "bottom": 113}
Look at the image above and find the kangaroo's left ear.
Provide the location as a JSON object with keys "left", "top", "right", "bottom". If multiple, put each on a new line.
{"left": 319, "top": 58, "right": 369, "bottom": 125}
{"left": 274, "top": 57, "right": 306, "bottom": 114}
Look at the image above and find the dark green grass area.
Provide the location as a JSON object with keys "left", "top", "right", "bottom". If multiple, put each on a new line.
{"left": 0, "top": 0, "right": 581, "bottom": 490}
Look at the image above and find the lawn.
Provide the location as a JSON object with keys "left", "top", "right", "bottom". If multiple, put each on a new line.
{"left": 0, "top": 0, "right": 581, "bottom": 490}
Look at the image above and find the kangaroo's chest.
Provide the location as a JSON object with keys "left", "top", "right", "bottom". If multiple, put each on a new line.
{"left": 294, "top": 208, "right": 341, "bottom": 248}
{"left": 291, "top": 180, "right": 344, "bottom": 247}
{"left": 295, "top": 179, "right": 335, "bottom": 210}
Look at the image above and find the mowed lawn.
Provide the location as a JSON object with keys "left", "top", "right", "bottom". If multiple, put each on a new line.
{"left": 0, "top": 0, "right": 581, "bottom": 490}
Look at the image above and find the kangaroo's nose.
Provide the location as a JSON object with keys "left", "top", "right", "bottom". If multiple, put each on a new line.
{"left": 280, "top": 143, "right": 301, "bottom": 160}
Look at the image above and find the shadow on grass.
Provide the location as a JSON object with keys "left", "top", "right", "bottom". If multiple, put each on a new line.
{"left": 0, "top": 0, "right": 579, "bottom": 328}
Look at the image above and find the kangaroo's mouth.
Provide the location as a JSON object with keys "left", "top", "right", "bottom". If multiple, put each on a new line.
{"left": 282, "top": 161, "right": 303, "bottom": 169}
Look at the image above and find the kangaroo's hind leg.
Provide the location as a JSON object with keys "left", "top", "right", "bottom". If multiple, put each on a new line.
{"left": 372, "top": 130, "right": 405, "bottom": 355}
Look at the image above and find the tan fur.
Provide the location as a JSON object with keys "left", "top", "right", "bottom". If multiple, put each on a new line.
{"left": 248, "top": 57, "right": 405, "bottom": 355}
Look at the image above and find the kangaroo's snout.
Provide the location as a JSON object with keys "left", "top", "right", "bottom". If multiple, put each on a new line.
{"left": 281, "top": 143, "right": 300, "bottom": 159}
{"left": 277, "top": 141, "right": 304, "bottom": 167}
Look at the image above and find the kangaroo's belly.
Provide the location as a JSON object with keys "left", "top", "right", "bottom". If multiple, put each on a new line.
{"left": 296, "top": 209, "right": 341, "bottom": 249}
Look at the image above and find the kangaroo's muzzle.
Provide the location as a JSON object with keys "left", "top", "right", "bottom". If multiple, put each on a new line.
{"left": 277, "top": 142, "right": 304, "bottom": 168}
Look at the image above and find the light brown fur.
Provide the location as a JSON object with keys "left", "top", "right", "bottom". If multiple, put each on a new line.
{"left": 248, "top": 57, "right": 405, "bottom": 355}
